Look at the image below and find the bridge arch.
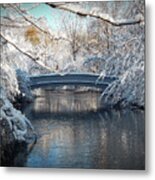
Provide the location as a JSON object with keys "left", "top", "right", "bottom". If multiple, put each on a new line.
{"left": 29, "top": 73, "right": 117, "bottom": 90}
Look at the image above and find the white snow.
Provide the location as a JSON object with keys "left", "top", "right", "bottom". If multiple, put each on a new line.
{"left": 0, "top": 87, "right": 33, "bottom": 142}
{"left": 1, "top": 1, "right": 145, "bottom": 108}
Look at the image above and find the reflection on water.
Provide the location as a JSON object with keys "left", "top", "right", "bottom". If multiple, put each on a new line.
{"left": 32, "top": 89, "right": 101, "bottom": 113}
{"left": 21, "top": 89, "right": 144, "bottom": 169}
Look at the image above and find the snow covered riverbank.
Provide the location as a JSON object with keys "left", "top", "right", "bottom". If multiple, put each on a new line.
{"left": 0, "top": 87, "right": 35, "bottom": 165}
{"left": 0, "top": 65, "right": 35, "bottom": 166}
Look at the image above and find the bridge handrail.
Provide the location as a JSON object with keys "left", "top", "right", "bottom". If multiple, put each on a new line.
{"left": 29, "top": 72, "right": 118, "bottom": 79}
{"left": 29, "top": 73, "right": 118, "bottom": 90}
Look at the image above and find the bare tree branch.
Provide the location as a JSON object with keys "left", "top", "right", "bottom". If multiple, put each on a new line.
{"left": 0, "top": 23, "right": 28, "bottom": 28}
{"left": 10, "top": 5, "right": 53, "bottom": 37}
{"left": 46, "top": 3, "right": 144, "bottom": 26}
{"left": 0, "top": 33, "right": 52, "bottom": 71}
{"left": 9, "top": 4, "right": 70, "bottom": 42}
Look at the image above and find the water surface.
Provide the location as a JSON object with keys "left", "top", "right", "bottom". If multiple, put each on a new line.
{"left": 20, "top": 89, "right": 145, "bottom": 169}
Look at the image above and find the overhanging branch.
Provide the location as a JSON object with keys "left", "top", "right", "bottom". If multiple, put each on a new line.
{"left": 9, "top": 4, "right": 70, "bottom": 42}
{"left": 0, "top": 33, "right": 52, "bottom": 71}
{"left": 46, "top": 3, "right": 144, "bottom": 26}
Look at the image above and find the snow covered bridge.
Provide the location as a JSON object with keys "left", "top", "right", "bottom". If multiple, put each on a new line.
{"left": 29, "top": 73, "right": 118, "bottom": 90}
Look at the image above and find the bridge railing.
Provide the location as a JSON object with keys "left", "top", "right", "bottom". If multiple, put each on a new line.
{"left": 29, "top": 73, "right": 118, "bottom": 90}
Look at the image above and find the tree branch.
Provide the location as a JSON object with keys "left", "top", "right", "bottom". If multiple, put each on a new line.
{"left": 46, "top": 3, "right": 144, "bottom": 26}
{"left": 0, "top": 23, "right": 28, "bottom": 28}
{"left": 9, "top": 4, "right": 70, "bottom": 42}
{"left": 0, "top": 33, "right": 52, "bottom": 71}
{"left": 10, "top": 5, "right": 53, "bottom": 36}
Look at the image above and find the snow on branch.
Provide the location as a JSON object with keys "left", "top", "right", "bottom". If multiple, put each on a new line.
{"left": 46, "top": 3, "right": 144, "bottom": 26}
{"left": 9, "top": 4, "right": 70, "bottom": 42}
{"left": 10, "top": 5, "right": 53, "bottom": 37}
{"left": 0, "top": 33, "right": 52, "bottom": 71}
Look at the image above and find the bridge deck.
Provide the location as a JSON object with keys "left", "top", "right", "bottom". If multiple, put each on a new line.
{"left": 29, "top": 73, "right": 117, "bottom": 90}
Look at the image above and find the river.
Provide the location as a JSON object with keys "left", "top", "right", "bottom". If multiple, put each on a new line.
{"left": 15, "top": 89, "right": 145, "bottom": 169}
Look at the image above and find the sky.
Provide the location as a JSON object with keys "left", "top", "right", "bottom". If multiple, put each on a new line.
{"left": 21, "top": 3, "right": 62, "bottom": 30}
{"left": 1, "top": 1, "right": 132, "bottom": 32}
{"left": 1, "top": 3, "right": 66, "bottom": 31}
{"left": 1, "top": 2, "right": 89, "bottom": 32}
{"left": 22, "top": 3, "right": 87, "bottom": 32}
{"left": 1, "top": 1, "right": 133, "bottom": 30}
